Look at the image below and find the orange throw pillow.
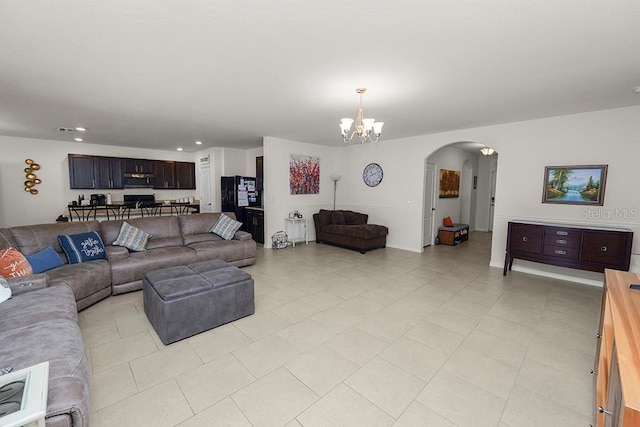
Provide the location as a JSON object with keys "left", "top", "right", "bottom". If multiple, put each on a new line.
{"left": 0, "top": 247, "right": 33, "bottom": 278}
{"left": 443, "top": 217, "right": 454, "bottom": 227}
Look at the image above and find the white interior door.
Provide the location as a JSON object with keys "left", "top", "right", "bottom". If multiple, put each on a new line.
{"left": 423, "top": 161, "right": 436, "bottom": 247}
{"left": 199, "top": 166, "right": 213, "bottom": 213}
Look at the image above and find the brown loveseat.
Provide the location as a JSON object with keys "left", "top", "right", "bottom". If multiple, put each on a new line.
{"left": 313, "top": 209, "right": 388, "bottom": 253}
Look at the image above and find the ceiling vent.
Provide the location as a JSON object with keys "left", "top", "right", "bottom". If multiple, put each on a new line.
{"left": 58, "top": 127, "right": 77, "bottom": 133}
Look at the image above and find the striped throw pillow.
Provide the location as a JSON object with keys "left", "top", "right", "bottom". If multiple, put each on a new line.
{"left": 113, "top": 222, "right": 152, "bottom": 251}
{"left": 210, "top": 213, "right": 242, "bottom": 240}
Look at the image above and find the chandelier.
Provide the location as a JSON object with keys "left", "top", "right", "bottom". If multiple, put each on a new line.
{"left": 339, "top": 88, "right": 384, "bottom": 143}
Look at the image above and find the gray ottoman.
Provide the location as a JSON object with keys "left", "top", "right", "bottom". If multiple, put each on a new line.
{"left": 143, "top": 259, "right": 254, "bottom": 345}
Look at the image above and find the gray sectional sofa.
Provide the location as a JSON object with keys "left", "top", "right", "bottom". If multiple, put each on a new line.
{"left": 0, "top": 212, "right": 256, "bottom": 426}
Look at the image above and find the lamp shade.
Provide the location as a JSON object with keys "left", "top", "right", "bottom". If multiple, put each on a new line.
{"left": 372, "top": 122, "right": 384, "bottom": 135}
{"left": 330, "top": 174, "right": 342, "bottom": 182}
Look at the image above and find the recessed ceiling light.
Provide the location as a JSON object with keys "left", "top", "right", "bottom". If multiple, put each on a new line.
{"left": 634, "top": 86, "right": 640, "bottom": 94}
{"left": 195, "top": 140, "right": 203, "bottom": 145}
{"left": 74, "top": 137, "right": 84, "bottom": 142}
{"left": 75, "top": 127, "right": 87, "bottom": 132}
{"left": 177, "top": 147, "right": 184, "bottom": 151}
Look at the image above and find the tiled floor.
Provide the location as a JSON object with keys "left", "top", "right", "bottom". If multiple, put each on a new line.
{"left": 81, "top": 232, "right": 601, "bottom": 426}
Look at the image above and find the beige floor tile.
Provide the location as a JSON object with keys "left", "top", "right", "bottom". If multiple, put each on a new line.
{"left": 487, "top": 302, "right": 542, "bottom": 328}
{"left": 267, "top": 285, "right": 310, "bottom": 303}
{"left": 443, "top": 347, "right": 518, "bottom": 399}
{"left": 89, "top": 411, "right": 100, "bottom": 427}
{"left": 355, "top": 311, "right": 414, "bottom": 343}
{"left": 475, "top": 315, "right": 536, "bottom": 347}
{"left": 176, "top": 397, "right": 251, "bottom": 427}
{"left": 98, "top": 380, "right": 193, "bottom": 427}
{"left": 115, "top": 312, "right": 154, "bottom": 338}
{"left": 90, "top": 363, "right": 138, "bottom": 412}
{"left": 177, "top": 353, "right": 255, "bottom": 413}
{"left": 90, "top": 331, "right": 158, "bottom": 373}
{"left": 325, "top": 327, "right": 388, "bottom": 366}
{"left": 393, "top": 401, "right": 456, "bottom": 427}
{"left": 81, "top": 302, "right": 140, "bottom": 326}
{"left": 461, "top": 329, "right": 528, "bottom": 368}
{"left": 441, "top": 296, "right": 491, "bottom": 321}
{"left": 406, "top": 320, "right": 466, "bottom": 355}
{"left": 416, "top": 370, "right": 506, "bottom": 427}
{"left": 233, "top": 334, "right": 301, "bottom": 378}
{"left": 254, "top": 294, "right": 283, "bottom": 313}
{"left": 297, "top": 383, "right": 394, "bottom": 427}
{"left": 284, "top": 420, "right": 303, "bottom": 427}
{"left": 526, "top": 337, "right": 594, "bottom": 377}
{"left": 81, "top": 320, "right": 120, "bottom": 348}
{"left": 272, "top": 299, "right": 320, "bottom": 323}
{"left": 375, "top": 296, "right": 436, "bottom": 326}
{"left": 338, "top": 295, "right": 386, "bottom": 317}
{"left": 501, "top": 385, "right": 593, "bottom": 427}
{"left": 325, "top": 282, "right": 366, "bottom": 300}
{"left": 515, "top": 358, "right": 593, "bottom": 416}
{"left": 300, "top": 290, "right": 345, "bottom": 310}
{"left": 345, "top": 357, "right": 426, "bottom": 418}
{"left": 426, "top": 308, "right": 478, "bottom": 335}
{"left": 233, "top": 311, "right": 291, "bottom": 341}
{"left": 277, "top": 319, "right": 336, "bottom": 353}
{"left": 187, "top": 323, "right": 251, "bottom": 362}
{"left": 130, "top": 341, "right": 202, "bottom": 391}
{"left": 379, "top": 336, "right": 448, "bottom": 382}
{"left": 285, "top": 345, "right": 359, "bottom": 396}
{"left": 310, "top": 306, "right": 364, "bottom": 334}
{"left": 232, "top": 368, "right": 318, "bottom": 427}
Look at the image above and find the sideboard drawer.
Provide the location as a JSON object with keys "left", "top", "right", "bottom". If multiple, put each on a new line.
{"left": 543, "top": 245, "right": 580, "bottom": 260}
{"left": 544, "top": 226, "right": 582, "bottom": 239}
{"left": 543, "top": 234, "right": 580, "bottom": 248}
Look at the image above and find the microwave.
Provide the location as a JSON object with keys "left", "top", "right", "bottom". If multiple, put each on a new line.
{"left": 123, "top": 173, "right": 156, "bottom": 188}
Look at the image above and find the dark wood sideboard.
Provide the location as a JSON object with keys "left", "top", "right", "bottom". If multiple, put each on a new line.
{"left": 504, "top": 221, "right": 633, "bottom": 276}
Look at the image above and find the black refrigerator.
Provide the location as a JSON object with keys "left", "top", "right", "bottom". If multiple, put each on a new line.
{"left": 221, "top": 176, "right": 260, "bottom": 230}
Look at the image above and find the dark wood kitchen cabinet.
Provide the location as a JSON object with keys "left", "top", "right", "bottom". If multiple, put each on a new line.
{"left": 175, "top": 162, "right": 195, "bottom": 189}
{"left": 124, "top": 158, "right": 154, "bottom": 174}
{"left": 68, "top": 154, "right": 96, "bottom": 189}
{"left": 256, "top": 156, "right": 264, "bottom": 191}
{"left": 504, "top": 221, "right": 633, "bottom": 275}
{"left": 154, "top": 161, "right": 176, "bottom": 189}
{"left": 94, "top": 156, "right": 123, "bottom": 189}
{"left": 245, "top": 208, "right": 264, "bottom": 244}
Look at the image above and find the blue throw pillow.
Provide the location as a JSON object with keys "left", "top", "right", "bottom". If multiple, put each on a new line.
{"left": 26, "top": 246, "right": 64, "bottom": 273}
{"left": 58, "top": 231, "right": 107, "bottom": 264}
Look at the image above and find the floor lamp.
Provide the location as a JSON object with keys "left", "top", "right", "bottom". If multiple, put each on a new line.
{"left": 330, "top": 174, "right": 341, "bottom": 210}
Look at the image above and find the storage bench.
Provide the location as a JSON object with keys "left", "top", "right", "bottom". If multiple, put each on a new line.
{"left": 143, "top": 259, "right": 255, "bottom": 344}
{"left": 438, "top": 224, "right": 469, "bottom": 246}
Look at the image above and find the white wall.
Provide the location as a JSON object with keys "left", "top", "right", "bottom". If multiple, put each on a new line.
{"left": 475, "top": 155, "right": 496, "bottom": 231}
{"left": 0, "top": 136, "right": 198, "bottom": 227}
{"left": 263, "top": 137, "right": 339, "bottom": 247}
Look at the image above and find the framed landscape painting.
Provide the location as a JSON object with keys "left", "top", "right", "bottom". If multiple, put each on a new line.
{"left": 542, "top": 165, "right": 608, "bottom": 206}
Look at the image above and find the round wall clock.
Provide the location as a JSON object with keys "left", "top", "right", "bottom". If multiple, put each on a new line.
{"left": 363, "top": 163, "right": 383, "bottom": 187}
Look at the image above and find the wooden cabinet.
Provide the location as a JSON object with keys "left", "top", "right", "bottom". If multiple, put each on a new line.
{"left": 124, "top": 158, "right": 154, "bottom": 174}
{"left": 245, "top": 208, "right": 264, "bottom": 244}
{"left": 154, "top": 161, "right": 195, "bottom": 189}
{"left": 504, "top": 221, "right": 633, "bottom": 275}
{"left": 94, "top": 156, "right": 123, "bottom": 189}
{"left": 256, "top": 156, "right": 264, "bottom": 192}
{"left": 68, "top": 154, "right": 96, "bottom": 189}
{"left": 594, "top": 270, "right": 640, "bottom": 427}
{"left": 175, "top": 162, "right": 195, "bottom": 189}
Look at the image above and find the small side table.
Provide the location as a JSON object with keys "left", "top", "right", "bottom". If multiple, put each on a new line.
{"left": 0, "top": 361, "right": 49, "bottom": 427}
{"left": 284, "top": 217, "right": 308, "bottom": 247}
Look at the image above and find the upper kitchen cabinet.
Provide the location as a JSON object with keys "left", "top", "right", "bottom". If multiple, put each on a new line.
{"left": 154, "top": 161, "right": 195, "bottom": 189}
{"left": 154, "top": 160, "right": 176, "bottom": 189}
{"left": 124, "top": 158, "right": 154, "bottom": 174}
{"left": 176, "top": 162, "right": 195, "bottom": 189}
{"left": 68, "top": 154, "right": 96, "bottom": 189}
{"left": 94, "top": 156, "right": 123, "bottom": 189}
{"left": 256, "top": 156, "right": 263, "bottom": 192}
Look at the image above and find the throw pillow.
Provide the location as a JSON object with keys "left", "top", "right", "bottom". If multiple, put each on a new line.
{"left": 443, "top": 216, "right": 454, "bottom": 227}
{"left": 210, "top": 213, "right": 242, "bottom": 240}
{"left": 113, "top": 222, "right": 152, "bottom": 251}
{"left": 0, "top": 277, "right": 11, "bottom": 304}
{"left": 0, "top": 247, "right": 33, "bottom": 278}
{"left": 26, "top": 245, "right": 64, "bottom": 273}
{"left": 58, "top": 231, "right": 107, "bottom": 264}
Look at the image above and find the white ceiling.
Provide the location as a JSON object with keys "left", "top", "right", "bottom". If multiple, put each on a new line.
{"left": 1, "top": 1, "right": 639, "bottom": 152}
